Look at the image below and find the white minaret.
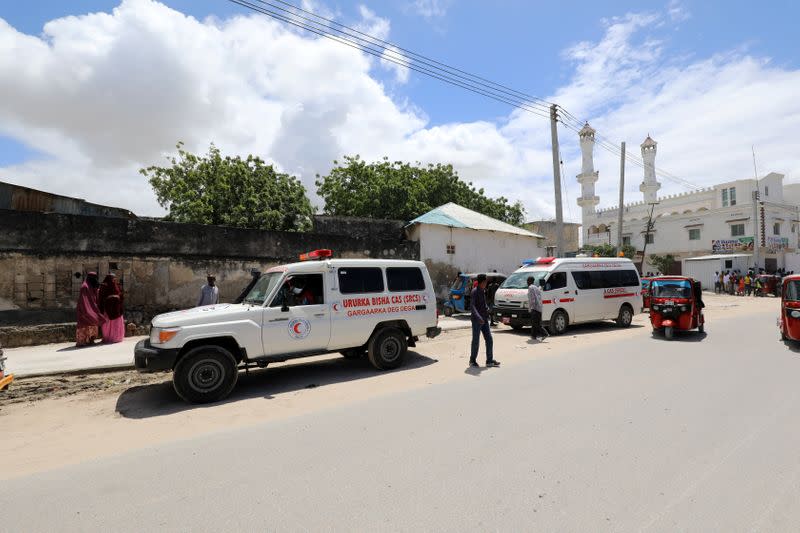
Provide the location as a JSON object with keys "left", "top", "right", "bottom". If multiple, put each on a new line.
{"left": 576, "top": 122, "right": 600, "bottom": 222}
{"left": 639, "top": 134, "right": 660, "bottom": 204}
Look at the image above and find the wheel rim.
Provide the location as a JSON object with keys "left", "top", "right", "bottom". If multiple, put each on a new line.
{"left": 380, "top": 337, "right": 402, "bottom": 362}
{"left": 622, "top": 309, "right": 632, "bottom": 325}
{"left": 555, "top": 313, "right": 566, "bottom": 332}
{"left": 187, "top": 358, "right": 225, "bottom": 393}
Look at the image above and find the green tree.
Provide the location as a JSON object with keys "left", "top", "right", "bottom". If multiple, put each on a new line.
{"left": 649, "top": 254, "right": 676, "bottom": 275}
{"left": 315, "top": 155, "right": 526, "bottom": 225}
{"left": 585, "top": 243, "right": 637, "bottom": 259}
{"left": 142, "top": 143, "right": 314, "bottom": 231}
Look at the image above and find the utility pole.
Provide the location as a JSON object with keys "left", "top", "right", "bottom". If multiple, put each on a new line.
{"left": 639, "top": 202, "right": 657, "bottom": 273}
{"left": 752, "top": 146, "right": 760, "bottom": 273}
{"left": 550, "top": 104, "right": 564, "bottom": 257}
{"left": 616, "top": 141, "right": 626, "bottom": 253}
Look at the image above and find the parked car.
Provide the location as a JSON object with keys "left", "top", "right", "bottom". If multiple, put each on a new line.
{"left": 135, "top": 250, "right": 441, "bottom": 403}
{"left": 442, "top": 272, "right": 506, "bottom": 317}
{"left": 493, "top": 257, "right": 641, "bottom": 335}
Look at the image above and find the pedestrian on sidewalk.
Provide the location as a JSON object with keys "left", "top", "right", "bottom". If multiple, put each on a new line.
{"left": 469, "top": 274, "right": 499, "bottom": 368}
{"left": 99, "top": 273, "right": 125, "bottom": 343}
{"left": 714, "top": 271, "right": 721, "bottom": 294}
{"left": 527, "top": 276, "right": 548, "bottom": 340}
{"left": 197, "top": 274, "right": 220, "bottom": 307}
{"left": 76, "top": 272, "right": 105, "bottom": 347}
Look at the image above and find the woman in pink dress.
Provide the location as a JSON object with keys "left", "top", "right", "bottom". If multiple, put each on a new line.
{"left": 99, "top": 273, "right": 125, "bottom": 343}
{"left": 76, "top": 272, "right": 104, "bottom": 346}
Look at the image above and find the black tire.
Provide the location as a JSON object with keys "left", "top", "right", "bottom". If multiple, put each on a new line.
{"left": 549, "top": 310, "right": 568, "bottom": 335}
{"left": 443, "top": 306, "right": 454, "bottom": 317}
{"left": 664, "top": 326, "right": 674, "bottom": 340}
{"left": 173, "top": 345, "right": 238, "bottom": 404}
{"left": 340, "top": 348, "right": 365, "bottom": 359}
{"left": 616, "top": 305, "right": 634, "bottom": 328}
{"left": 698, "top": 324, "right": 705, "bottom": 334}
{"left": 367, "top": 328, "right": 407, "bottom": 370}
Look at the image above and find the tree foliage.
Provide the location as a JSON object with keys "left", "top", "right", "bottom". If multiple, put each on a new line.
{"left": 142, "top": 143, "right": 314, "bottom": 231}
{"left": 648, "top": 254, "right": 676, "bottom": 275}
{"left": 315, "top": 156, "right": 526, "bottom": 225}
{"left": 584, "top": 243, "right": 637, "bottom": 259}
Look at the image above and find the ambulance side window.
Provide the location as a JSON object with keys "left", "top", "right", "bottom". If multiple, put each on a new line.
{"left": 338, "top": 268, "right": 384, "bottom": 294}
{"left": 387, "top": 267, "right": 425, "bottom": 292}
{"left": 545, "top": 272, "right": 567, "bottom": 291}
{"left": 270, "top": 274, "right": 324, "bottom": 307}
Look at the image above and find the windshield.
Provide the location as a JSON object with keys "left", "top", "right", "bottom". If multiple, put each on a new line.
{"left": 243, "top": 272, "right": 284, "bottom": 305}
{"left": 785, "top": 280, "right": 800, "bottom": 301}
{"left": 651, "top": 279, "right": 692, "bottom": 299}
{"left": 450, "top": 277, "right": 466, "bottom": 291}
{"left": 501, "top": 271, "right": 548, "bottom": 289}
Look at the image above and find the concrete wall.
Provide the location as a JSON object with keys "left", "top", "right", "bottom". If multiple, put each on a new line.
{"left": 407, "top": 224, "right": 546, "bottom": 298}
{"left": 0, "top": 210, "right": 418, "bottom": 333}
{"left": 523, "top": 221, "right": 580, "bottom": 254}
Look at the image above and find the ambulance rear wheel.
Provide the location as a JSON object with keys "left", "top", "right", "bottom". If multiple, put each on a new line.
{"left": 368, "top": 328, "right": 407, "bottom": 370}
{"left": 549, "top": 310, "right": 568, "bottom": 336}
{"left": 616, "top": 305, "right": 633, "bottom": 328}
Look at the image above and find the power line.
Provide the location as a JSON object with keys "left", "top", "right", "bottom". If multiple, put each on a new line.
{"left": 228, "top": 0, "right": 702, "bottom": 192}
{"left": 230, "top": 0, "right": 552, "bottom": 118}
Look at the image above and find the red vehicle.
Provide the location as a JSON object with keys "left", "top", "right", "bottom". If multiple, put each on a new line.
{"left": 641, "top": 277, "right": 653, "bottom": 310}
{"left": 649, "top": 276, "right": 705, "bottom": 340}
{"left": 779, "top": 275, "right": 800, "bottom": 341}
{"left": 755, "top": 274, "right": 780, "bottom": 297}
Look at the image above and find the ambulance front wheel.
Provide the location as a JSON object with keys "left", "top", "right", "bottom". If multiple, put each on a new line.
{"left": 173, "top": 345, "right": 238, "bottom": 404}
{"left": 368, "top": 328, "right": 407, "bottom": 370}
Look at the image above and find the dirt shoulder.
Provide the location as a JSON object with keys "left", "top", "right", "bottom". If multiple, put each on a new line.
{"left": 0, "top": 294, "right": 778, "bottom": 480}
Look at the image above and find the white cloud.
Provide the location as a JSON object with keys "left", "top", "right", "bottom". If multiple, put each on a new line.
{"left": 0, "top": 0, "right": 799, "bottom": 225}
{"left": 407, "top": 0, "right": 452, "bottom": 19}
{"left": 667, "top": 0, "right": 691, "bottom": 22}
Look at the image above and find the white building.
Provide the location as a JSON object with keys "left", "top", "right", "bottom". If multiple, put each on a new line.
{"left": 405, "top": 203, "right": 545, "bottom": 297}
{"left": 578, "top": 124, "right": 799, "bottom": 274}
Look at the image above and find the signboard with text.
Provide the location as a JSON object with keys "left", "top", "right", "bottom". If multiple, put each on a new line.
{"left": 711, "top": 237, "right": 754, "bottom": 253}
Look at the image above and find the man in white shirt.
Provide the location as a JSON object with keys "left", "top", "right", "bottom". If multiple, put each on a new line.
{"left": 723, "top": 272, "right": 731, "bottom": 294}
{"left": 197, "top": 275, "right": 220, "bottom": 307}
{"left": 527, "top": 276, "right": 547, "bottom": 340}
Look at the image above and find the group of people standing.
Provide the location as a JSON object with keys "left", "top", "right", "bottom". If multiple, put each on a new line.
{"left": 75, "top": 272, "right": 125, "bottom": 347}
{"left": 713, "top": 269, "right": 792, "bottom": 297}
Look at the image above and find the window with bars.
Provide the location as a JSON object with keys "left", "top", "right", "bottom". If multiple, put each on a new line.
{"left": 446, "top": 244, "right": 456, "bottom": 255}
{"left": 730, "top": 223, "right": 745, "bottom": 237}
{"left": 689, "top": 228, "right": 701, "bottom": 240}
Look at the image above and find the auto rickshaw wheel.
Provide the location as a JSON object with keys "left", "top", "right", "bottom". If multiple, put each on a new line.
{"left": 664, "top": 326, "right": 674, "bottom": 340}
{"left": 698, "top": 324, "right": 704, "bottom": 334}
{"left": 443, "top": 305, "right": 454, "bottom": 317}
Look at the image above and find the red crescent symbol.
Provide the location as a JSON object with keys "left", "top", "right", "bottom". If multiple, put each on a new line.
{"left": 293, "top": 323, "right": 303, "bottom": 334}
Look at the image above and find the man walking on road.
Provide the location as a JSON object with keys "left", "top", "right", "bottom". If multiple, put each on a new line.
{"left": 470, "top": 274, "right": 500, "bottom": 368}
{"left": 527, "top": 277, "right": 548, "bottom": 340}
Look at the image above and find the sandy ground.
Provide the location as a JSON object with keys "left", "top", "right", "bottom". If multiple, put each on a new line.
{"left": 0, "top": 294, "right": 779, "bottom": 481}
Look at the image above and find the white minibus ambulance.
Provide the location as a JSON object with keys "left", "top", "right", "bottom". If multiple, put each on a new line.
{"left": 492, "top": 257, "right": 642, "bottom": 335}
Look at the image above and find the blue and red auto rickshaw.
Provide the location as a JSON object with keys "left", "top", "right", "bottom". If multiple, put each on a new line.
{"left": 442, "top": 272, "right": 506, "bottom": 317}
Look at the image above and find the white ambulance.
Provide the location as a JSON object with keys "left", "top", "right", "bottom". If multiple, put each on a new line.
{"left": 134, "top": 250, "right": 441, "bottom": 403}
{"left": 492, "top": 257, "right": 642, "bottom": 335}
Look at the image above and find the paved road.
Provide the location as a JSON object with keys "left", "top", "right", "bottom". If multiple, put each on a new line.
{"left": 4, "top": 307, "right": 799, "bottom": 532}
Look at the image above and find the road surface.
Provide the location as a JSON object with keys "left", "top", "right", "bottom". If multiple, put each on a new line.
{"left": 2, "top": 297, "right": 798, "bottom": 531}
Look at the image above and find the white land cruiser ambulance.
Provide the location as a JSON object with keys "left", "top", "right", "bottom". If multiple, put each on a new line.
{"left": 493, "top": 257, "right": 641, "bottom": 335}
{"left": 134, "top": 250, "right": 441, "bottom": 403}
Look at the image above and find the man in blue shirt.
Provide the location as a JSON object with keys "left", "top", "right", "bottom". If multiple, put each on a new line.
{"left": 470, "top": 274, "right": 500, "bottom": 368}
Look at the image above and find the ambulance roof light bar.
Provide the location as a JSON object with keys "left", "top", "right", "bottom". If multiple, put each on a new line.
{"left": 299, "top": 249, "right": 333, "bottom": 261}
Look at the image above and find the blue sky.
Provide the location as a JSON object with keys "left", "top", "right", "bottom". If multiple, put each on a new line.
{"left": 1, "top": 0, "right": 799, "bottom": 218}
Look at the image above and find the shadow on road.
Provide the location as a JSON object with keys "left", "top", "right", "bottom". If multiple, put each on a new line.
{"left": 494, "top": 321, "right": 645, "bottom": 338}
{"left": 650, "top": 330, "right": 708, "bottom": 343}
{"left": 115, "top": 351, "right": 437, "bottom": 419}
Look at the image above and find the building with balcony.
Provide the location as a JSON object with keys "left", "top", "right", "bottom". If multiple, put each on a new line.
{"left": 577, "top": 126, "right": 799, "bottom": 274}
